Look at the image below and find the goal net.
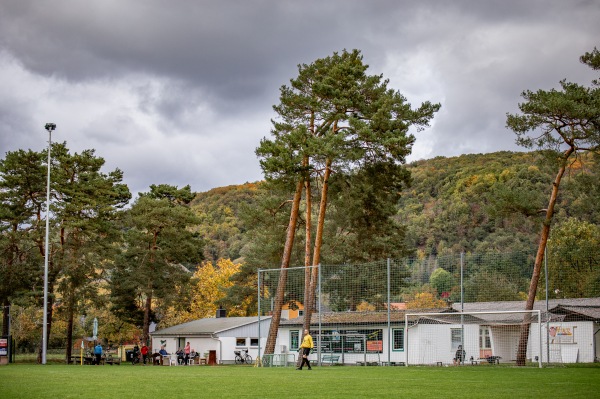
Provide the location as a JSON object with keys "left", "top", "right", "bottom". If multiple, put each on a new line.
{"left": 405, "top": 310, "right": 543, "bottom": 367}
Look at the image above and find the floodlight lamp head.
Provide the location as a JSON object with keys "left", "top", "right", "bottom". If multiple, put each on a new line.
{"left": 45, "top": 123, "right": 56, "bottom": 132}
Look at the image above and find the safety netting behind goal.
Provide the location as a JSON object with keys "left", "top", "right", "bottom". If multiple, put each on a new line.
{"left": 405, "top": 310, "right": 544, "bottom": 367}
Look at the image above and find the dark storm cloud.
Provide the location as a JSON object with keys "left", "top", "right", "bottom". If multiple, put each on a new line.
{"left": 0, "top": 0, "right": 599, "bottom": 195}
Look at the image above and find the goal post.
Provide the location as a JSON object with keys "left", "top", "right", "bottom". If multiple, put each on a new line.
{"left": 404, "top": 310, "right": 543, "bottom": 368}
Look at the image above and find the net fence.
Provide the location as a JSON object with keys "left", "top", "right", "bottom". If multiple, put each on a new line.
{"left": 257, "top": 250, "right": 600, "bottom": 367}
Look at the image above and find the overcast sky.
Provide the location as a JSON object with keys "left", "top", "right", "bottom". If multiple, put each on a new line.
{"left": 1, "top": 0, "right": 598, "bottom": 197}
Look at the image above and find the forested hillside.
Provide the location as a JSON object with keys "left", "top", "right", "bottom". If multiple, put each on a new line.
{"left": 190, "top": 182, "right": 260, "bottom": 263}
{"left": 399, "top": 151, "right": 600, "bottom": 256}
{"left": 192, "top": 151, "right": 600, "bottom": 265}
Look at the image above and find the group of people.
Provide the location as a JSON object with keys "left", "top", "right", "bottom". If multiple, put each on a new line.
{"left": 158, "top": 342, "right": 197, "bottom": 365}
{"left": 91, "top": 340, "right": 194, "bottom": 366}
{"left": 132, "top": 343, "right": 150, "bottom": 364}
{"left": 176, "top": 342, "right": 197, "bottom": 365}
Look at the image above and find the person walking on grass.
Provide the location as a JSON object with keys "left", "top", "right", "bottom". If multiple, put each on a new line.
{"left": 297, "top": 329, "right": 313, "bottom": 370}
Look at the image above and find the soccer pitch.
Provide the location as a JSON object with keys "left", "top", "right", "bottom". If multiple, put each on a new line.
{"left": 1, "top": 364, "right": 599, "bottom": 398}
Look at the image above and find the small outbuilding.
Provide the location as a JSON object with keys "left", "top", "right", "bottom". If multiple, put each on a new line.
{"left": 150, "top": 315, "right": 272, "bottom": 364}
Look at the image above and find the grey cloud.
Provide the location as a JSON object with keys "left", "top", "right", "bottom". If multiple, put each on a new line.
{"left": 1, "top": 0, "right": 599, "bottom": 195}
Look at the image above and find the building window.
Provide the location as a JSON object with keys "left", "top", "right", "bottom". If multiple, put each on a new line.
{"left": 250, "top": 338, "right": 259, "bottom": 347}
{"left": 299, "top": 310, "right": 304, "bottom": 316}
{"left": 479, "top": 326, "right": 491, "bottom": 349}
{"left": 392, "top": 328, "right": 404, "bottom": 351}
{"left": 451, "top": 328, "right": 463, "bottom": 351}
{"left": 290, "top": 330, "right": 300, "bottom": 351}
{"left": 236, "top": 338, "right": 247, "bottom": 347}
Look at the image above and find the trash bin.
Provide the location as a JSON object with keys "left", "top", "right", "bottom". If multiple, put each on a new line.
{"left": 126, "top": 350, "right": 134, "bottom": 362}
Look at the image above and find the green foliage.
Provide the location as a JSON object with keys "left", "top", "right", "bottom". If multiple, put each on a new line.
{"left": 463, "top": 270, "right": 522, "bottom": 302}
{"left": 429, "top": 268, "right": 454, "bottom": 295}
{"left": 190, "top": 183, "right": 260, "bottom": 263}
{"left": 109, "top": 185, "right": 203, "bottom": 337}
{"left": 547, "top": 218, "right": 600, "bottom": 297}
{"left": 0, "top": 148, "right": 47, "bottom": 333}
{"left": 398, "top": 151, "right": 550, "bottom": 255}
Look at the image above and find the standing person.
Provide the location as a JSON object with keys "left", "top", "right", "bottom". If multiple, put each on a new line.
{"left": 94, "top": 342, "right": 103, "bottom": 365}
{"left": 141, "top": 343, "right": 149, "bottom": 365}
{"left": 184, "top": 342, "right": 191, "bottom": 365}
{"left": 296, "top": 329, "right": 313, "bottom": 370}
{"left": 132, "top": 344, "right": 140, "bottom": 364}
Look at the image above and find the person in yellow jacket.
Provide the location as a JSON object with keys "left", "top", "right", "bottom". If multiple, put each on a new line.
{"left": 296, "top": 329, "right": 313, "bottom": 370}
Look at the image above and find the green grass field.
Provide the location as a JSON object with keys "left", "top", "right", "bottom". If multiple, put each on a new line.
{"left": 0, "top": 363, "right": 599, "bottom": 399}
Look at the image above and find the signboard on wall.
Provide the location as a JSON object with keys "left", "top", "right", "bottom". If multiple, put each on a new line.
{"left": 549, "top": 325, "right": 576, "bottom": 344}
{"left": 0, "top": 338, "right": 7, "bottom": 356}
{"left": 367, "top": 340, "right": 383, "bottom": 352}
{"left": 319, "top": 329, "right": 383, "bottom": 353}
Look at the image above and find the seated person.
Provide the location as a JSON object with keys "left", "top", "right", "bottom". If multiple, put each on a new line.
{"left": 176, "top": 347, "right": 185, "bottom": 364}
{"left": 453, "top": 345, "right": 466, "bottom": 365}
{"left": 188, "top": 349, "right": 198, "bottom": 364}
{"left": 151, "top": 351, "right": 162, "bottom": 365}
{"left": 158, "top": 346, "right": 168, "bottom": 356}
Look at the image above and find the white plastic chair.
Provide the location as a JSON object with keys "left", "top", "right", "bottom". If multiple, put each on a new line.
{"left": 169, "top": 354, "right": 178, "bottom": 366}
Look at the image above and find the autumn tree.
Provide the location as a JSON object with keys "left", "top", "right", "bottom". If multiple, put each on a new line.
{"left": 506, "top": 47, "right": 600, "bottom": 366}
{"left": 257, "top": 49, "right": 440, "bottom": 354}
{"left": 405, "top": 291, "right": 447, "bottom": 309}
{"left": 191, "top": 259, "right": 254, "bottom": 318}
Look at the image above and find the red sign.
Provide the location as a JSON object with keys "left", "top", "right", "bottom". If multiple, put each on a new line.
{"left": 367, "top": 340, "right": 382, "bottom": 352}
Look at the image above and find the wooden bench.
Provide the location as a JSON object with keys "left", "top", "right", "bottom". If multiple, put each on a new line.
{"left": 484, "top": 356, "right": 501, "bottom": 364}
{"left": 68, "top": 356, "right": 95, "bottom": 365}
{"left": 321, "top": 354, "right": 340, "bottom": 365}
{"left": 104, "top": 355, "right": 121, "bottom": 365}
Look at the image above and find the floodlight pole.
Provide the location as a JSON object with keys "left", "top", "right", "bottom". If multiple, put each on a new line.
{"left": 42, "top": 123, "right": 55, "bottom": 365}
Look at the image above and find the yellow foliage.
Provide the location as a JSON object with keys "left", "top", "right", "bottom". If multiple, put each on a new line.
{"left": 159, "top": 258, "right": 256, "bottom": 327}
{"left": 356, "top": 301, "right": 376, "bottom": 312}
{"left": 189, "top": 259, "right": 253, "bottom": 319}
{"left": 406, "top": 292, "right": 447, "bottom": 309}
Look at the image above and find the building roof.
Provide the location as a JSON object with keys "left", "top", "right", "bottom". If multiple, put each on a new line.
{"left": 452, "top": 298, "right": 600, "bottom": 322}
{"left": 550, "top": 305, "right": 600, "bottom": 321}
{"left": 150, "top": 316, "right": 271, "bottom": 337}
{"left": 278, "top": 298, "right": 600, "bottom": 327}
{"left": 452, "top": 297, "right": 600, "bottom": 313}
{"left": 280, "top": 309, "right": 445, "bottom": 327}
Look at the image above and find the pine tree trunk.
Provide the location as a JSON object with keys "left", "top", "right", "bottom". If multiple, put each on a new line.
{"left": 516, "top": 148, "right": 572, "bottom": 366}
{"left": 66, "top": 299, "right": 74, "bottom": 362}
{"left": 264, "top": 179, "right": 304, "bottom": 355}
{"left": 2, "top": 300, "right": 9, "bottom": 337}
{"left": 302, "top": 158, "right": 332, "bottom": 339}
{"left": 303, "top": 157, "right": 312, "bottom": 325}
{"left": 143, "top": 293, "right": 152, "bottom": 345}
